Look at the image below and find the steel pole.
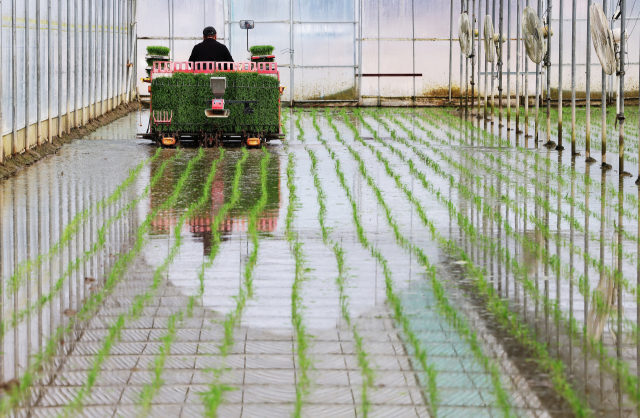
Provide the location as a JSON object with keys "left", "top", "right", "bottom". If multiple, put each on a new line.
{"left": 471, "top": 0, "right": 476, "bottom": 113}
{"left": 525, "top": 0, "right": 529, "bottom": 138}
{"left": 67, "top": 0, "right": 71, "bottom": 133}
{"left": 36, "top": 0, "right": 41, "bottom": 146}
{"left": 25, "top": 0, "right": 30, "bottom": 150}
{"left": 102, "top": 0, "right": 107, "bottom": 116}
{"left": 586, "top": 0, "right": 595, "bottom": 162}
{"left": 602, "top": 0, "right": 608, "bottom": 168}
{"left": 125, "top": 0, "right": 138, "bottom": 102}
{"left": 570, "top": 0, "right": 576, "bottom": 155}
{"left": 461, "top": 0, "right": 465, "bottom": 109}
{"left": 75, "top": 0, "right": 79, "bottom": 128}
{"left": 82, "top": 0, "right": 86, "bottom": 124}
{"left": 516, "top": 0, "right": 521, "bottom": 132}
{"left": 58, "top": 0, "right": 62, "bottom": 136}
{"left": 484, "top": 0, "right": 489, "bottom": 121}
{"left": 557, "top": 0, "right": 564, "bottom": 150}
{"left": 491, "top": 0, "right": 495, "bottom": 122}
{"left": 12, "top": 0, "right": 17, "bottom": 154}
{"left": 498, "top": 0, "right": 503, "bottom": 126}
{"left": 507, "top": 0, "right": 511, "bottom": 128}
{"left": 89, "top": 0, "right": 93, "bottom": 119}
{"left": 618, "top": 0, "right": 625, "bottom": 177}
{"left": 477, "top": 0, "right": 482, "bottom": 117}
{"left": 535, "top": 0, "right": 541, "bottom": 142}
{"left": 0, "top": 0, "right": 3, "bottom": 162}
{"left": 546, "top": 0, "right": 552, "bottom": 144}
{"left": 290, "top": 0, "right": 294, "bottom": 107}
{"left": 465, "top": 0, "right": 469, "bottom": 116}
{"left": 449, "top": 0, "right": 454, "bottom": 102}
{"left": 47, "top": 0, "right": 52, "bottom": 142}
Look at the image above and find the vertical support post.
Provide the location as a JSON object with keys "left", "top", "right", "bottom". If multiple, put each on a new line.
{"left": 461, "top": 0, "right": 464, "bottom": 109}
{"left": 465, "top": 0, "right": 469, "bottom": 116}
{"left": 82, "top": 0, "right": 86, "bottom": 124}
{"left": 36, "top": 0, "right": 42, "bottom": 146}
{"left": 586, "top": 0, "right": 595, "bottom": 162}
{"left": 75, "top": 0, "right": 79, "bottom": 128}
{"left": 108, "top": 0, "right": 112, "bottom": 111}
{"left": 25, "top": 0, "right": 30, "bottom": 151}
{"left": 12, "top": 0, "right": 17, "bottom": 154}
{"left": 48, "top": 0, "right": 52, "bottom": 142}
{"left": 290, "top": 0, "right": 294, "bottom": 107}
{"left": 0, "top": 0, "right": 4, "bottom": 162}
{"left": 535, "top": 0, "right": 541, "bottom": 142}
{"left": 116, "top": 0, "right": 120, "bottom": 107}
{"left": 516, "top": 0, "right": 521, "bottom": 132}
{"left": 602, "top": 0, "right": 608, "bottom": 168}
{"left": 449, "top": 0, "right": 454, "bottom": 103}
{"left": 125, "top": 0, "right": 138, "bottom": 103}
{"left": 477, "top": 0, "right": 482, "bottom": 117}
{"left": 471, "top": 0, "right": 476, "bottom": 113}
{"left": 546, "top": 0, "right": 552, "bottom": 144}
{"left": 557, "top": 0, "right": 564, "bottom": 150}
{"left": 570, "top": 0, "right": 576, "bottom": 155}
{"left": 89, "top": 0, "right": 93, "bottom": 118}
{"left": 358, "top": 0, "right": 363, "bottom": 105}
{"left": 485, "top": 0, "right": 489, "bottom": 121}
{"left": 58, "top": 0, "right": 63, "bottom": 136}
{"left": 412, "top": 0, "right": 416, "bottom": 106}
{"left": 507, "top": 0, "right": 511, "bottom": 128}
{"left": 491, "top": 0, "right": 495, "bottom": 122}
{"left": 618, "top": 0, "right": 625, "bottom": 177}
{"left": 377, "top": 0, "right": 380, "bottom": 106}
{"left": 102, "top": 0, "right": 107, "bottom": 116}
{"left": 67, "top": 0, "right": 71, "bottom": 134}
{"left": 498, "top": 0, "right": 503, "bottom": 126}
{"left": 525, "top": 0, "right": 530, "bottom": 137}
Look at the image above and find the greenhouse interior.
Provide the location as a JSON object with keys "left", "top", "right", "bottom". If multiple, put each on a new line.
{"left": 1, "top": 0, "right": 640, "bottom": 416}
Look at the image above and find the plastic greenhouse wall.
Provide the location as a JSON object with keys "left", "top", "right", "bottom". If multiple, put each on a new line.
{"left": 0, "top": 0, "right": 137, "bottom": 162}
{"left": 136, "top": 0, "right": 640, "bottom": 107}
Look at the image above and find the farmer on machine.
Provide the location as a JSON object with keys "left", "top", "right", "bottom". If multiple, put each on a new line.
{"left": 189, "top": 26, "right": 234, "bottom": 63}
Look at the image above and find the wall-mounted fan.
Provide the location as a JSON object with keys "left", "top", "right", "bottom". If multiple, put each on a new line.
{"left": 459, "top": 13, "right": 473, "bottom": 57}
{"left": 589, "top": 3, "right": 616, "bottom": 75}
{"left": 522, "top": 6, "right": 547, "bottom": 63}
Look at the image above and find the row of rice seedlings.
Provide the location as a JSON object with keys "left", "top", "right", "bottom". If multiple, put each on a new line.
{"left": 4, "top": 152, "right": 173, "bottom": 342}
{"left": 383, "top": 112, "right": 640, "bottom": 409}
{"left": 199, "top": 148, "right": 270, "bottom": 417}
{"left": 137, "top": 150, "right": 226, "bottom": 416}
{"left": 5, "top": 148, "right": 162, "bottom": 298}
{"left": 432, "top": 108, "right": 640, "bottom": 214}
{"left": 288, "top": 110, "right": 312, "bottom": 417}
{"left": 0, "top": 150, "right": 182, "bottom": 415}
{"left": 419, "top": 109, "right": 640, "bottom": 261}
{"left": 58, "top": 149, "right": 207, "bottom": 417}
{"left": 321, "top": 108, "right": 440, "bottom": 417}
{"left": 355, "top": 110, "right": 591, "bottom": 416}
{"left": 304, "top": 109, "right": 375, "bottom": 416}
{"left": 343, "top": 109, "right": 514, "bottom": 417}
{"left": 402, "top": 111, "right": 640, "bottom": 292}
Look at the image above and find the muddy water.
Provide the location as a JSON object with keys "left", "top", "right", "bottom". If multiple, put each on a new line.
{"left": 0, "top": 108, "right": 638, "bottom": 417}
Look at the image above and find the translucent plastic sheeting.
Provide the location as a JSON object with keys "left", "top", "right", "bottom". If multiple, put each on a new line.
{"left": 1, "top": 0, "right": 131, "bottom": 136}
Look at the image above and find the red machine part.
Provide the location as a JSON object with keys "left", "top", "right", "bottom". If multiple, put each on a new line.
{"left": 211, "top": 99, "right": 224, "bottom": 110}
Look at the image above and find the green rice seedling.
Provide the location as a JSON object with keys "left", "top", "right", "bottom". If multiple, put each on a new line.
{"left": 137, "top": 150, "right": 225, "bottom": 416}
{"left": 340, "top": 110, "right": 591, "bottom": 417}
{"left": 199, "top": 148, "right": 273, "bottom": 416}
{"left": 376, "top": 110, "right": 640, "bottom": 410}
{"left": 0, "top": 150, "right": 181, "bottom": 415}
{"left": 409, "top": 110, "right": 640, "bottom": 292}
{"left": 146, "top": 46, "right": 170, "bottom": 56}
{"left": 320, "top": 108, "right": 440, "bottom": 417}
{"left": 249, "top": 45, "right": 274, "bottom": 56}
{"left": 5, "top": 149, "right": 161, "bottom": 302}
{"left": 341, "top": 109, "right": 514, "bottom": 417}
{"left": 57, "top": 149, "right": 207, "bottom": 417}
{"left": 284, "top": 146, "right": 313, "bottom": 417}
{"left": 306, "top": 109, "right": 374, "bottom": 416}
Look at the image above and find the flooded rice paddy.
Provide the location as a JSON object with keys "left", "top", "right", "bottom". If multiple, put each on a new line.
{"left": 0, "top": 106, "right": 639, "bottom": 417}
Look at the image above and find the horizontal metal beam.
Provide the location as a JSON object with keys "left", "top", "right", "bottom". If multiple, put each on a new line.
{"left": 138, "top": 36, "right": 227, "bottom": 40}
{"left": 363, "top": 73, "right": 422, "bottom": 77}
{"left": 294, "top": 99, "right": 359, "bottom": 102}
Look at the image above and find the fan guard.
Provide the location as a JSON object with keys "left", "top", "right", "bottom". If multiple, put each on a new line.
{"left": 589, "top": 3, "right": 616, "bottom": 75}
{"left": 484, "top": 16, "right": 495, "bottom": 62}
{"left": 522, "top": 6, "right": 547, "bottom": 64}
{"left": 458, "top": 13, "right": 472, "bottom": 58}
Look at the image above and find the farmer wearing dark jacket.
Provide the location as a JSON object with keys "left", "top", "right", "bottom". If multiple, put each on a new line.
{"left": 189, "top": 26, "right": 234, "bottom": 63}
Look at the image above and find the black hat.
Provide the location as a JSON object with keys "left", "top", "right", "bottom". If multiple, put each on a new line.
{"left": 203, "top": 26, "right": 217, "bottom": 36}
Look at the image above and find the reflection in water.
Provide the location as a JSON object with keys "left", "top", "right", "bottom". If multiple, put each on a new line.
{"left": 148, "top": 150, "right": 281, "bottom": 256}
